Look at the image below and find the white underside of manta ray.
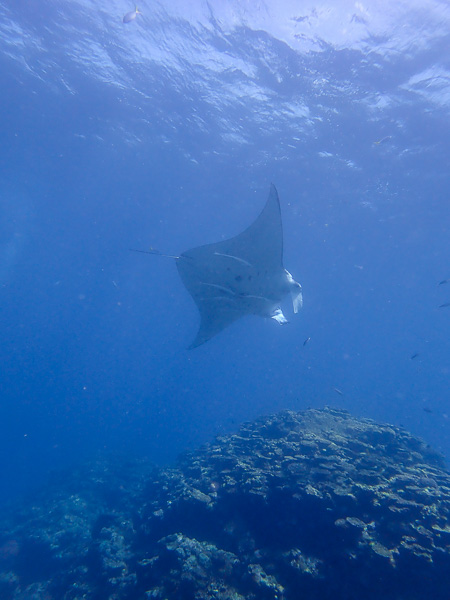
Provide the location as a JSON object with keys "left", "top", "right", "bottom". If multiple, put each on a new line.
{"left": 177, "top": 184, "right": 302, "bottom": 348}
{"left": 140, "top": 184, "right": 302, "bottom": 348}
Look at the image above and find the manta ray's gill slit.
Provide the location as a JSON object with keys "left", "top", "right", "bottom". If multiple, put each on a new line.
{"left": 198, "top": 296, "right": 238, "bottom": 304}
{"left": 200, "top": 282, "right": 236, "bottom": 295}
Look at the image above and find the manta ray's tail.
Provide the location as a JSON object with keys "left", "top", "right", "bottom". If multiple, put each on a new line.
{"left": 130, "top": 248, "right": 180, "bottom": 259}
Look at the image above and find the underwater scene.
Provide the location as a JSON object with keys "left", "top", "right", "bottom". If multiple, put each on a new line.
{"left": 0, "top": 1, "right": 449, "bottom": 598}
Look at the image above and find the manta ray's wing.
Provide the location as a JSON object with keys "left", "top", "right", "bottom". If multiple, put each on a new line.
{"left": 176, "top": 184, "right": 286, "bottom": 348}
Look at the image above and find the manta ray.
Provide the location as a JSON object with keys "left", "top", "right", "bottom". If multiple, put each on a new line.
{"left": 136, "top": 184, "right": 302, "bottom": 348}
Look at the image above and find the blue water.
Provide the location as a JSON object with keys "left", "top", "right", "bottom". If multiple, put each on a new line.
{"left": 0, "top": 0, "right": 449, "bottom": 503}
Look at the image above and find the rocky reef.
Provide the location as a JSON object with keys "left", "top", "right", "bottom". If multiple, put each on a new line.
{"left": 1, "top": 408, "right": 450, "bottom": 599}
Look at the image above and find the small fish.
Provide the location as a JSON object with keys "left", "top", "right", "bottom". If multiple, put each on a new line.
{"left": 410, "top": 353, "right": 419, "bottom": 360}
{"left": 333, "top": 387, "right": 343, "bottom": 396}
{"left": 439, "top": 279, "right": 450, "bottom": 285}
{"left": 374, "top": 135, "right": 392, "bottom": 145}
{"left": 123, "top": 6, "right": 141, "bottom": 23}
{"left": 439, "top": 302, "right": 450, "bottom": 308}
{"left": 423, "top": 407, "right": 433, "bottom": 414}
{"left": 303, "top": 337, "right": 311, "bottom": 346}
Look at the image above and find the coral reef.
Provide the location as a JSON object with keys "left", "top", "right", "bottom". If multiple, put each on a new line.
{"left": 1, "top": 408, "right": 450, "bottom": 599}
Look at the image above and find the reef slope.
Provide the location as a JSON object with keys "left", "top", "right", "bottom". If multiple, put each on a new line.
{"left": 1, "top": 408, "right": 450, "bottom": 599}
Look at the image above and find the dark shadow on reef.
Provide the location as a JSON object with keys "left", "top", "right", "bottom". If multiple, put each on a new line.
{"left": 1, "top": 408, "right": 450, "bottom": 599}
